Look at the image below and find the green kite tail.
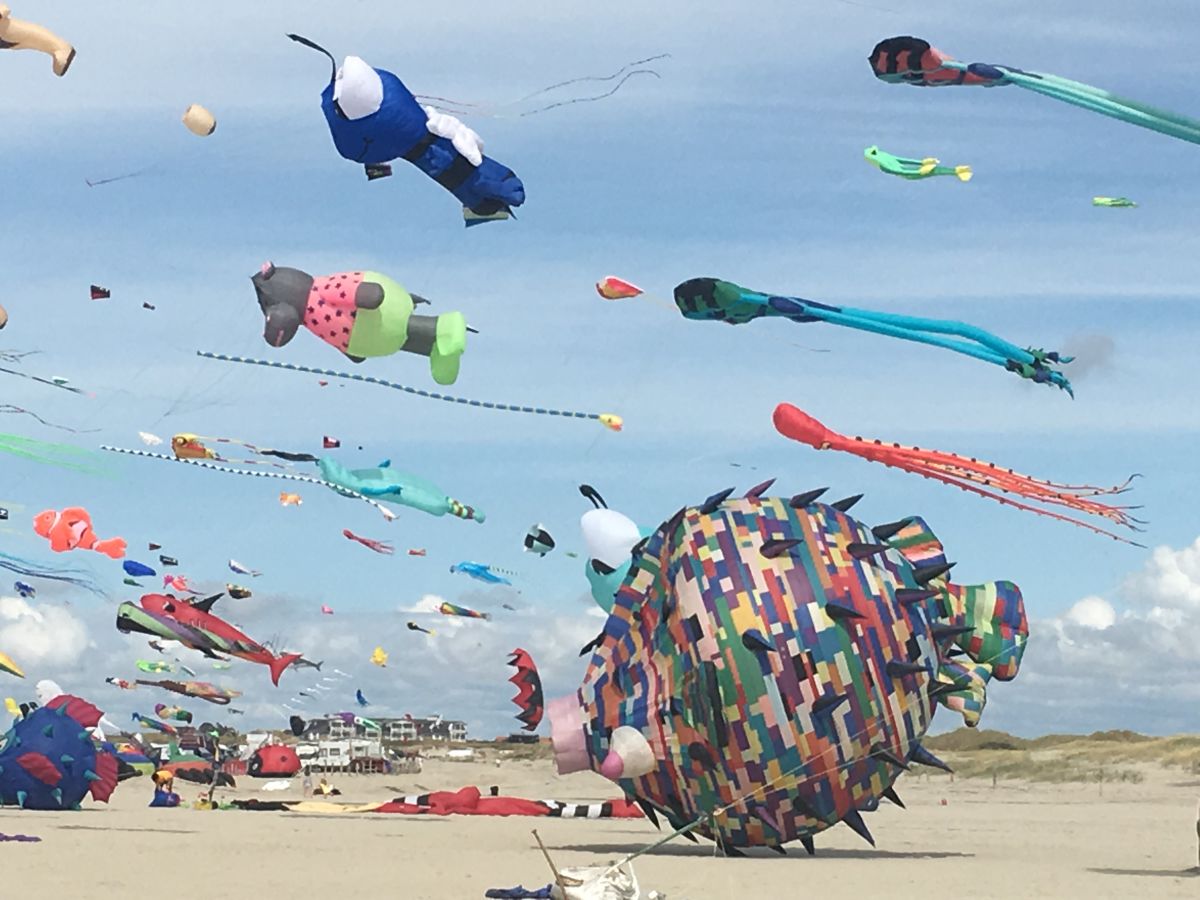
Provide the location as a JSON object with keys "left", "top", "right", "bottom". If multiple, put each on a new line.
{"left": 0, "top": 433, "right": 105, "bottom": 474}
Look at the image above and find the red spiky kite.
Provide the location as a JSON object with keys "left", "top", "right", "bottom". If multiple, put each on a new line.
{"left": 507, "top": 648, "right": 544, "bottom": 732}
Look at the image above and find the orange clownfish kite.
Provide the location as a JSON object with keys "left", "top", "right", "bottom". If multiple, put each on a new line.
{"left": 33, "top": 507, "right": 126, "bottom": 558}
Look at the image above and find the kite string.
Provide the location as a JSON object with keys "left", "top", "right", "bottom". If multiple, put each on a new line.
{"left": 195, "top": 351, "right": 615, "bottom": 424}
{"left": 0, "top": 405, "right": 100, "bottom": 433}
{"left": 414, "top": 54, "right": 670, "bottom": 119}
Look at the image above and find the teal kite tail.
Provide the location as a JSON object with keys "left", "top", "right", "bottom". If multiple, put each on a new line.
{"left": 448, "top": 499, "right": 485, "bottom": 522}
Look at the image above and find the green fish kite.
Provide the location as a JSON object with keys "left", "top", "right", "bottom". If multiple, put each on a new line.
{"left": 1093, "top": 196, "right": 1137, "bottom": 208}
{"left": 864, "top": 146, "right": 972, "bottom": 182}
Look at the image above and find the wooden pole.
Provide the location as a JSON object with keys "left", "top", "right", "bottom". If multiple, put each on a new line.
{"left": 532, "top": 829, "right": 576, "bottom": 891}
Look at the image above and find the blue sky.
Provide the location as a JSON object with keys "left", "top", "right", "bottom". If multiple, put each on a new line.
{"left": 2, "top": 0, "right": 1200, "bottom": 739}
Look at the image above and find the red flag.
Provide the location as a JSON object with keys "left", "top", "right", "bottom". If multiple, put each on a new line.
{"left": 90, "top": 285, "right": 111, "bottom": 300}
{"left": 407, "top": 548, "right": 427, "bottom": 557}
{"left": 323, "top": 436, "right": 340, "bottom": 448}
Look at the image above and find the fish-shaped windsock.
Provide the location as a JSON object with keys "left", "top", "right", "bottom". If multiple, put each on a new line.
{"left": 33, "top": 508, "right": 125, "bottom": 559}
{"left": 289, "top": 35, "right": 525, "bottom": 225}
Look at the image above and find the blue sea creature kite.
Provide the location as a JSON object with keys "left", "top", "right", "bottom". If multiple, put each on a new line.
{"left": 673, "top": 278, "right": 1074, "bottom": 395}
{"left": 123, "top": 560, "right": 156, "bottom": 578}
{"left": 450, "top": 561, "right": 513, "bottom": 586}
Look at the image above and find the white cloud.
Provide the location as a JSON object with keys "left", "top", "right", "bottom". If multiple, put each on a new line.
{"left": 0, "top": 595, "right": 91, "bottom": 669}
{"left": 1125, "top": 537, "right": 1200, "bottom": 609}
{"left": 1063, "top": 595, "right": 1116, "bottom": 630}
{"left": 991, "top": 536, "right": 1200, "bottom": 735}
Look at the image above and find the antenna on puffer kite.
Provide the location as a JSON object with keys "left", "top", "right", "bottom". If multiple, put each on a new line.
{"left": 579, "top": 484, "right": 607, "bottom": 509}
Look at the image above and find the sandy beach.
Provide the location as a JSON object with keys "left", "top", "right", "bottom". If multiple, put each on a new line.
{"left": 5, "top": 755, "right": 1200, "bottom": 899}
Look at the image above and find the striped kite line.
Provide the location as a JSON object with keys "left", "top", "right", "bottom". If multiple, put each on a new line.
{"left": 99, "top": 445, "right": 397, "bottom": 520}
{"left": 195, "top": 351, "right": 621, "bottom": 428}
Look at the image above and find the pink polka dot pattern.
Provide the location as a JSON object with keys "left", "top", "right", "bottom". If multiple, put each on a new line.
{"left": 303, "top": 271, "right": 367, "bottom": 353}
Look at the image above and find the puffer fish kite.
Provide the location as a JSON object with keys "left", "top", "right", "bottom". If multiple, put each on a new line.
{"left": 864, "top": 146, "right": 971, "bottom": 182}
{"left": 370, "top": 646, "right": 388, "bottom": 667}
{"left": 551, "top": 480, "right": 1028, "bottom": 851}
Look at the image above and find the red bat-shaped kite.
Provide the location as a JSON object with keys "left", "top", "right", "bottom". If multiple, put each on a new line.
{"left": 507, "top": 648, "right": 543, "bottom": 732}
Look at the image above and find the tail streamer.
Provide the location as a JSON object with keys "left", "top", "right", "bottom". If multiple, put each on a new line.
{"left": 195, "top": 351, "right": 621, "bottom": 429}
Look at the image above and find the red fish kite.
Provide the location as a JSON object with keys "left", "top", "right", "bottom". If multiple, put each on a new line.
{"left": 595, "top": 276, "right": 643, "bottom": 300}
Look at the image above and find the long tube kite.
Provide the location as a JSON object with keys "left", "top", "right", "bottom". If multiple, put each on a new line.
{"left": 674, "top": 278, "right": 1073, "bottom": 394}
{"left": 438, "top": 602, "right": 491, "bottom": 621}
{"left": 135, "top": 679, "right": 241, "bottom": 704}
{"left": 196, "top": 351, "right": 622, "bottom": 431}
{"left": 773, "top": 403, "right": 1145, "bottom": 545}
{"left": 870, "top": 36, "right": 1200, "bottom": 147}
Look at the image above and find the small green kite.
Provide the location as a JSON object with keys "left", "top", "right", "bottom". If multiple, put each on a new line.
{"left": 1093, "top": 196, "right": 1137, "bottom": 208}
{"left": 864, "top": 145, "right": 972, "bottom": 182}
